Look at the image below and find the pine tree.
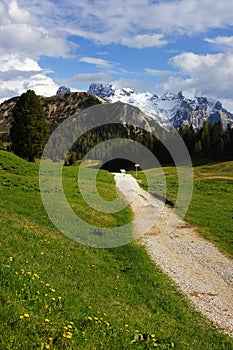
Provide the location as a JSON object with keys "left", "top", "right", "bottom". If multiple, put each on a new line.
{"left": 10, "top": 90, "right": 48, "bottom": 162}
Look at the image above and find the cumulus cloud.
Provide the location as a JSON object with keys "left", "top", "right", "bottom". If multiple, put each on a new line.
{"left": 159, "top": 52, "right": 233, "bottom": 101}
{"left": 0, "top": 54, "right": 58, "bottom": 102}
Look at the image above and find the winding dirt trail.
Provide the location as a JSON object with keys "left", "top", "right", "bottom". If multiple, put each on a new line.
{"left": 114, "top": 173, "right": 233, "bottom": 338}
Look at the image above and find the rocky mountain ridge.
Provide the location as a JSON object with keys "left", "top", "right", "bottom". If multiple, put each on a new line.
{"left": 0, "top": 92, "right": 105, "bottom": 133}
{"left": 88, "top": 83, "right": 233, "bottom": 130}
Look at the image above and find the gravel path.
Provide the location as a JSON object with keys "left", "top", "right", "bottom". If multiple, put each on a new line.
{"left": 114, "top": 173, "right": 233, "bottom": 337}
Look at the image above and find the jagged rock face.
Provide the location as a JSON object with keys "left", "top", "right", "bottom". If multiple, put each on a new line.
{"left": 56, "top": 86, "right": 71, "bottom": 95}
{"left": 0, "top": 92, "right": 105, "bottom": 133}
{"left": 88, "top": 83, "right": 233, "bottom": 130}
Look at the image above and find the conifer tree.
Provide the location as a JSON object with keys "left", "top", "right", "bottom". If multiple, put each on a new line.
{"left": 10, "top": 90, "right": 48, "bottom": 162}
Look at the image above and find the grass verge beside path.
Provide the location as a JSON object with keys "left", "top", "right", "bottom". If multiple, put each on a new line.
{"left": 0, "top": 151, "right": 233, "bottom": 349}
{"left": 134, "top": 161, "right": 233, "bottom": 258}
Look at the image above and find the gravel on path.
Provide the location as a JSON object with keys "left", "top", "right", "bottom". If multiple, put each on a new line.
{"left": 114, "top": 173, "right": 233, "bottom": 338}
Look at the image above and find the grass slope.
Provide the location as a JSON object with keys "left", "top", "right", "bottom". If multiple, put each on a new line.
{"left": 0, "top": 151, "right": 233, "bottom": 349}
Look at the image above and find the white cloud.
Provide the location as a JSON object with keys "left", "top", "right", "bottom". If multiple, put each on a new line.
{"left": 145, "top": 68, "right": 173, "bottom": 76}
{"left": 205, "top": 36, "right": 233, "bottom": 47}
{"left": 79, "top": 57, "right": 115, "bottom": 68}
{"left": 121, "top": 34, "right": 167, "bottom": 48}
{"left": 159, "top": 52, "right": 233, "bottom": 101}
{"left": 0, "top": 54, "right": 58, "bottom": 102}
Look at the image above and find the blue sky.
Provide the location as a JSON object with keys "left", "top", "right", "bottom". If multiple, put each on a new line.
{"left": 1, "top": 0, "right": 233, "bottom": 110}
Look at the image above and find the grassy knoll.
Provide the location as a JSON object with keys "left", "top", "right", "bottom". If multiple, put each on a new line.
{"left": 0, "top": 150, "right": 233, "bottom": 349}
{"left": 134, "top": 161, "right": 233, "bottom": 258}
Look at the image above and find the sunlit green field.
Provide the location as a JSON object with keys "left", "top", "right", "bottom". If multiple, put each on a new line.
{"left": 0, "top": 150, "right": 233, "bottom": 349}
{"left": 134, "top": 161, "right": 233, "bottom": 258}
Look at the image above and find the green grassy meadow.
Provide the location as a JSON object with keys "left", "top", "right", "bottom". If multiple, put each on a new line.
{"left": 0, "top": 150, "right": 233, "bottom": 349}
{"left": 134, "top": 161, "right": 233, "bottom": 258}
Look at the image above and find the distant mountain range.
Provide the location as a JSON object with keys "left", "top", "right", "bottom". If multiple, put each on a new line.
{"left": 88, "top": 83, "right": 233, "bottom": 130}
{"left": 1, "top": 84, "right": 233, "bottom": 134}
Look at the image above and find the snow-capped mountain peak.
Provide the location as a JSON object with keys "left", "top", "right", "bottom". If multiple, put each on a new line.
{"left": 88, "top": 83, "right": 233, "bottom": 130}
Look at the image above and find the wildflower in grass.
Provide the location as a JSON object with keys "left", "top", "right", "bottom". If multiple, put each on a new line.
{"left": 45, "top": 345, "right": 50, "bottom": 349}
{"left": 41, "top": 252, "right": 44, "bottom": 255}
{"left": 69, "top": 321, "right": 74, "bottom": 325}
{"left": 46, "top": 283, "right": 50, "bottom": 287}
{"left": 151, "top": 334, "right": 156, "bottom": 338}
{"left": 63, "top": 332, "right": 72, "bottom": 339}
{"left": 15, "top": 271, "right": 19, "bottom": 275}
{"left": 24, "top": 313, "right": 29, "bottom": 318}
{"left": 67, "top": 325, "right": 72, "bottom": 329}
{"left": 9, "top": 257, "right": 13, "bottom": 262}
{"left": 88, "top": 316, "right": 93, "bottom": 321}
{"left": 33, "top": 273, "right": 39, "bottom": 279}
{"left": 88, "top": 306, "right": 92, "bottom": 309}
{"left": 48, "top": 337, "right": 53, "bottom": 342}
{"left": 27, "top": 271, "right": 31, "bottom": 275}
{"left": 104, "top": 321, "right": 110, "bottom": 327}
{"left": 64, "top": 326, "right": 68, "bottom": 330}
{"left": 51, "top": 297, "right": 56, "bottom": 301}
{"left": 21, "top": 269, "right": 25, "bottom": 274}
{"left": 45, "top": 319, "right": 50, "bottom": 323}
{"left": 19, "top": 315, "right": 24, "bottom": 320}
{"left": 36, "top": 291, "right": 40, "bottom": 295}
{"left": 103, "top": 312, "right": 107, "bottom": 317}
{"left": 94, "top": 317, "right": 98, "bottom": 321}
{"left": 124, "top": 324, "right": 129, "bottom": 327}
{"left": 58, "top": 296, "right": 62, "bottom": 301}
{"left": 50, "top": 288, "right": 55, "bottom": 292}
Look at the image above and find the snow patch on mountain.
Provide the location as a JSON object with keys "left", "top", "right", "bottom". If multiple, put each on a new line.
{"left": 88, "top": 83, "right": 233, "bottom": 130}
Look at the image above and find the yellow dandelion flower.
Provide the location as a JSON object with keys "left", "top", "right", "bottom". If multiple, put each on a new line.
{"left": 151, "top": 334, "right": 156, "bottom": 338}
{"left": 88, "top": 305, "right": 92, "bottom": 309}
{"left": 45, "top": 283, "right": 50, "bottom": 287}
{"left": 124, "top": 324, "right": 129, "bottom": 327}
{"left": 15, "top": 271, "right": 19, "bottom": 275}
{"left": 45, "top": 345, "right": 50, "bottom": 349}
{"left": 27, "top": 271, "right": 31, "bottom": 275}
{"left": 69, "top": 321, "right": 74, "bottom": 325}
{"left": 48, "top": 337, "right": 53, "bottom": 342}
{"left": 94, "top": 317, "right": 98, "bottom": 321}
{"left": 87, "top": 316, "right": 93, "bottom": 321}
{"left": 45, "top": 293, "right": 48, "bottom": 297}
{"left": 21, "top": 269, "right": 25, "bottom": 274}
{"left": 51, "top": 297, "right": 55, "bottom": 301}
{"left": 19, "top": 315, "right": 24, "bottom": 320}
{"left": 66, "top": 332, "right": 72, "bottom": 339}
{"left": 24, "top": 313, "right": 29, "bottom": 318}
{"left": 104, "top": 321, "right": 110, "bottom": 327}
{"left": 6, "top": 265, "right": 10, "bottom": 268}
{"left": 103, "top": 312, "right": 107, "bottom": 317}
{"left": 33, "top": 273, "right": 39, "bottom": 279}
{"left": 40, "top": 252, "right": 44, "bottom": 255}
{"left": 64, "top": 326, "right": 68, "bottom": 330}
{"left": 50, "top": 288, "right": 55, "bottom": 292}
{"left": 67, "top": 325, "right": 72, "bottom": 329}
{"left": 9, "top": 257, "right": 13, "bottom": 262}
{"left": 36, "top": 291, "right": 40, "bottom": 295}
{"left": 45, "top": 319, "right": 50, "bottom": 323}
{"left": 58, "top": 296, "right": 62, "bottom": 300}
